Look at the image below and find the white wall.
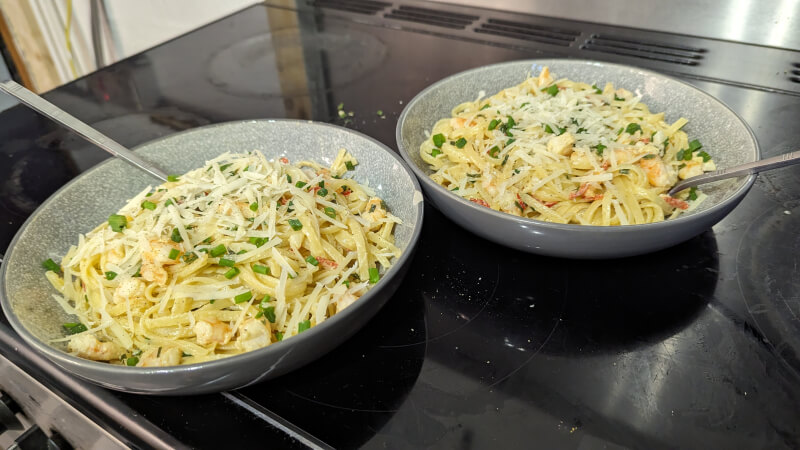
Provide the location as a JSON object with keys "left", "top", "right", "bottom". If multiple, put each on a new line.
{"left": 104, "top": 0, "right": 260, "bottom": 59}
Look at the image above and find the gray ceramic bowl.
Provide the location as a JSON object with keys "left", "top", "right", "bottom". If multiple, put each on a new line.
{"left": 1, "top": 120, "right": 424, "bottom": 394}
{"left": 397, "top": 59, "right": 758, "bottom": 258}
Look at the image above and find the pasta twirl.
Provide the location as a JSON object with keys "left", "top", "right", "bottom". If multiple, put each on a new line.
{"left": 420, "top": 66, "right": 716, "bottom": 225}
{"left": 44, "top": 150, "right": 401, "bottom": 366}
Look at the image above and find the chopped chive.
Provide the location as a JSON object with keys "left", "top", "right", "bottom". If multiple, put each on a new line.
{"left": 678, "top": 163, "right": 686, "bottom": 169}
{"left": 42, "top": 258, "right": 61, "bottom": 273}
{"left": 249, "top": 237, "right": 268, "bottom": 247}
{"left": 249, "top": 202, "right": 258, "bottom": 212}
{"left": 288, "top": 219, "right": 302, "bottom": 231}
{"left": 544, "top": 124, "right": 554, "bottom": 134}
{"left": 317, "top": 188, "right": 328, "bottom": 197}
{"left": 431, "top": 149, "right": 442, "bottom": 157}
{"left": 542, "top": 85, "right": 559, "bottom": 96}
{"left": 345, "top": 161, "right": 356, "bottom": 171}
{"left": 286, "top": 174, "right": 291, "bottom": 183}
{"left": 108, "top": 214, "right": 127, "bottom": 232}
{"left": 683, "top": 149, "right": 694, "bottom": 161}
{"left": 625, "top": 123, "right": 641, "bottom": 134}
{"left": 306, "top": 255, "right": 319, "bottom": 266}
{"left": 164, "top": 199, "right": 174, "bottom": 207}
{"left": 133, "top": 267, "right": 141, "bottom": 277}
{"left": 506, "top": 116, "right": 516, "bottom": 128}
{"left": 505, "top": 138, "right": 516, "bottom": 146}
{"left": 182, "top": 252, "right": 198, "bottom": 263}
{"left": 643, "top": 154, "right": 657, "bottom": 159}
{"left": 295, "top": 181, "right": 307, "bottom": 188}
{"left": 688, "top": 186, "right": 698, "bottom": 201}
{"left": 480, "top": 104, "right": 490, "bottom": 110}
{"left": 105, "top": 271, "right": 117, "bottom": 280}
{"left": 501, "top": 154, "right": 509, "bottom": 166}
{"left": 209, "top": 244, "right": 227, "bottom": 257}
{"left": 594, "top": 144, "right": 607, "bottom": 155}
{"left": 219, "top": 258, "right": 235, "bottom": 267}
{"left": 157, "top": 347, "right": 162, "bottom": 357}
{"left": 63, "top": 322, "right": 87, "bottom": 335}
{"left": 324, "top": 206, "right": 336, "bottom": 218}
{"left": 224, "top": 267, "right": 240, "bottom": 279}
{"left": 168, "top": 249, "right": 180, "bottom": 260}
{"left": 203, "top": 236, "right": 213, "bottom": 244}
{"left": 141, "top": 201, "right": 156, "bottom": 210}
{"left": 487, "top": 146, "right": 500, "bottom": 158}
{"left": 253, "top": 264, "right": 270, "bottom": 275}
{"left": 455, "top": 137, "right": 467, "bottom": 148}
{"left": 126, "top": 356, "right": 139, "bottom": 366}
{"left": 237, "top": 249, "right": 247, "bottom": 255}
{"left": 234, "top": 291, "right": 252, "bottom": 303}
{"left": 614, "top": 94, "right": 624, "bottom": 101}
{"left": 676, "top": 149, "right": 686, "bottom": 161}
{"left": 171, "top": 228, "right": 183, "bottom": 243}
{"left": 688, "top": 139, "right": 703, "bottom": 152}
{"left": 167, "top": 175, "right": 180, "bottom": 182}
{"left": 592, "top": 84, "right": 603, "bottom": 94}
{"left": 298, "top": 320, "right": 311, "bottom": 333}
{"left": 520, "top": 102, "right": 529, "bottom": 108}
{"left": 369, "top": 267, "right": 380, "bottom": 284}
{"left": 263, "top": 306, "right": 276, "bottom": 323}
{"left": 698, "top": 151, "right": 711, "bottom": 162}
{"left": 181, "top": 352, "right": 192, "bottom": 357}
{"left": 219, "top": 163, "right": 232, "bottom": 171}
{"left": 488, "top": 119, "right": 499, "bottom": 131}
{"left": 376, "top": 110, "right": 383, "bottom": 116}
{"left": 275, "top": 331, "right": 284, "bottom": 341}
{"left": 145, "top": 192, "right": 153, "bottom": 197}
{"left": 432, "top": 133, "right": 445, "bottom": 148}
{"left": 619, "top": 168, "right": 630, "bottom": 174}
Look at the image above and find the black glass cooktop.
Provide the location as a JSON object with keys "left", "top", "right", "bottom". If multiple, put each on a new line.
{"left": 1, "top": 3, "right": 800, "bottom": 448}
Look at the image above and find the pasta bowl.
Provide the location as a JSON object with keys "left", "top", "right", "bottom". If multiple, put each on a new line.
{"left": 1, "top": 120, "right": 424, "bottom": 394}
{"left": 396, "top": 59, "right": 758, "bottom": 258}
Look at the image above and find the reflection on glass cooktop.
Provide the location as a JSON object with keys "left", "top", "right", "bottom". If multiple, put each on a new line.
{"left": 1, "top": 3, "right": 800, "bottom": 448}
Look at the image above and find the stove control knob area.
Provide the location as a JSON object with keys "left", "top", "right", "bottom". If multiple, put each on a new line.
{"left": 0, "top": 391, "right": 23, "bottom": 433}
{"left": 8, "top": 426, "right": 73, "bottom": 450}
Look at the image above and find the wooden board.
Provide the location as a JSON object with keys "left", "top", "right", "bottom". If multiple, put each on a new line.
{"left": 0, "top": 0, "right": 61, "bottom": 92}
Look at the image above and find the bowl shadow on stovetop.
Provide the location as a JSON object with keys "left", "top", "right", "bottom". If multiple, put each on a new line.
{"left": 539, "top": 228, "right": 719, "bottom": 357}
{"left": 420, "top": 205, "right": 720, "bottom": 359}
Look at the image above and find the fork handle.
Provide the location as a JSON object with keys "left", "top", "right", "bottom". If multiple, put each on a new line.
{"left": 667, "top": 150, "right": 800, "bottom": 196}
{"left": 0, "top": 80, "right": 168, "bottom": 182}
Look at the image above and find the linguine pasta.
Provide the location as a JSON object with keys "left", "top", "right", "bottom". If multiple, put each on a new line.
{"left": 420, "top": 66, "right": 716, "bottom": 225}
{"left": 44, "top": 149, "right": 401, "bottom": 366}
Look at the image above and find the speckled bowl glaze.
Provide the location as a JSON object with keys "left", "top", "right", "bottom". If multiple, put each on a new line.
{"left": 397, "top": 59, "right": 758, "bottom": 258}
{"left": 1, "top": 120, "right": 424, "bottom": 395}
